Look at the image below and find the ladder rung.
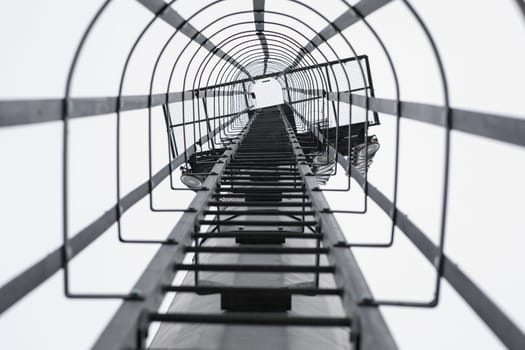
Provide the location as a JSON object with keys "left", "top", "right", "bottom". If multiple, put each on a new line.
{"left": 204, "top": 209, "right": 314, "bottom": 216}
{"left": 213, "top": 193, "right": 308, "bottom": 199}
{"left": 232, "top": 157, "right": 299, "bottom": 161}
{"left": 174, "top": 263, "right": 334, "bottom": 273}
{"left": 237, "top": 142, "right": 291, "bottom": 145}
{"left": 235, "top": 152, "right": 294, "bottom": 156}
{"left": 149, "top": 312, "right": 351, "bottom": 327}
{"left": 220, "top": 181, "right": 302, "bottom": 186}
{"left": 223, "top": 170, "right": 299, "bottom": 175}
{"left": 185, "top": 246, "right": 328, "bottom": 254}
{"left": 240, "top": 138, "right": 288, "bottom": 140}
{"left": 216, "top": 188, "right": 305, "bottom": 193}
{"left": 208, "top": 201, "right": 312, "bottom": 207}
{"left": 233, "top": 155, "right": 296, "bottom": 159}
{"left": 192, "top": 232, "right": 323, "bottom": 239}
{"left": 226, "top": 166, "right": 298, "bottom": 170}
{"left": 162, "top": 285, "right": 341, "bottom": 295}
{"left": 199, "top": 220, "right": 318, "bottom": 227}
{"left": 229, "top": 161, "right": 296, "bottom": 165}
{"left": 236, "top": 148, "right": 291, "bottom": 151}
{"left": 221, "top": 175, "right": 299, "bottom": 180}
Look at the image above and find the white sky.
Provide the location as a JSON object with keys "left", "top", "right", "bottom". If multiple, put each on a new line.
{"left": 1, "top": 0, "right": 525, "bottom": 349}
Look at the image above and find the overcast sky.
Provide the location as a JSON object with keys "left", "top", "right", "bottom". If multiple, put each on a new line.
{"left": 1, "top": 0, "right": 525, "bottom": 349}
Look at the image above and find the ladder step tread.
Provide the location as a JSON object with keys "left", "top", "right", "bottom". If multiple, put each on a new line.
{"left": 208, "top": 201, "right": 312, "bottom": 207}
{"left": 204, "top": 209, "right": 315, "bottom": 215}
{"left": 213, "top": 194, "right": 307, "bottom": 198}
{"left": 149, "top": 312, "right": 351, "bottom": 327}
{"left": 174, "top": 263, "right": 335, "bottom": 273}
{"left": 199, "top": 220, "right": 317, "bottom": 226}
{"left": 220, "top": 182, "right": 302, "bottom": 186}
{"left": 216, "top": 188, "right": 305, "bottom": 193}
{"left": 163, "top": 285, "right": 342, "bottom": 295}
{"left": 192, "top": 232, "right": 323, "bottom": 239}
{"left": 185, "top": 246, "right": 327, "bottom": 254}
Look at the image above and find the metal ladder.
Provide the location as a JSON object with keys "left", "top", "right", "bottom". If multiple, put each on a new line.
{"left": 145, "top": 106, "right": 355, "bottom": 347}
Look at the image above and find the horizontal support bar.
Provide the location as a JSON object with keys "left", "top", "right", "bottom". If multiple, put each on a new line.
{"left": 223, "top": 170, "right": 299, "bottom": 174}
{"left": 0, "top": 90, "right": 247, "bottom": 127}
{"left": 228, "top": 162, "right": 298, "bottom": 166}
{"left": 289, "top": 96, "right": 324, "bottom": 105}
{"left": 213, "top": 193, "right": 307, "bottom": 199}
{"left": 174, "top": 263, "right": 334, "bottom": 273}
{"left": 286, "top": 88, "right": 324, "bottom": 95}
{"left": 199, "top": 220, "right": 317, "bottom": 226}
{"left": 221, "top": 175, "right": 299, "bottom": 180}
{"left": 231, "top": 156, "right": 298, "bottom": 160}
{"left": 192, "top": 232, "right": 323, "bottom": 239}
{"left": 219, "top": 182, "right": 302, "bottom": 186}
{"left": 329, "top": 92, "right": 525, "bottom": 147}
{"left": 149, "top": 312, "right": 351, "bottom": 327}
{"left": 225, "top": 166, "right": 299, "bottom": 170}
{"left": 232, "top": 156, "right": 296, "bottom": 160}
{"left": 185, "top": 246, "right": 328, "bottom": 254}
{"left": 203, "top": 209, "right": 314, "bottom": 215}
{"left": 170, "top": 108, "right": 247, "bottom": 128}
{"left": 195, "top": 55, "right": 369, "bottom": 92}
{"left": 162, "top": 285, "right": 341, "bottom": 295}
{"left": 0, "top": 92, "right": 182, "bottom": 127}
{"left": 216, "top": 188, "right": 306, "bottom": 193}
{"left": 208, "top": 200, "right": 312, "bottom": 207}
{"left": 225, "top": 165, "right": 298, "bottom": 175}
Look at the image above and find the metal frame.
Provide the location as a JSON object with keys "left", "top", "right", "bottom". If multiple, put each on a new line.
{"left": 1, "top": 0, "right": 524, "bottom": 349}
